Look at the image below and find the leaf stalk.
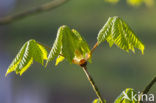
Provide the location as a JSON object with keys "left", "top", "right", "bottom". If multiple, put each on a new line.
{"left": 91, "top": 42, "right": 99, "bottom": 55}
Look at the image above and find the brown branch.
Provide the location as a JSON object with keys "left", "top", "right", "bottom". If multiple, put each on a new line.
{"left": 143, "top": 76, "right": 156, "bottom": 94}
{"left": 82, "top": 65, "right": 104, "bottom": 103}
{"left": 0, "top": 0, "right": 69, "bottom": 25}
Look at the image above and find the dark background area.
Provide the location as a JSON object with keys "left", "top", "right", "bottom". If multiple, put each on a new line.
{"left": 0, "top": 0, "right": 156, "bottom": 103}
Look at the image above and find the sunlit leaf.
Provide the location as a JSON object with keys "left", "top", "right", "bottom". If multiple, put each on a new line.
{"left": 5, "top": 39, "right": 48, "bottom": 76}
{"left": 72, "top": 29, "right": 90, "bottom": 60}
{"left": 46, "top": 26, "right": 63, "bottom": 66}
{"left": 97, "top": 17, "right": 114, "bottom": 44}
{"left": 97, "top": 16, "right": 145, "bottom": 54}
{"left": 62, "top": 26, "right": 78, "bottom": 63}
{"left": 46, "top": 25, "right": 91, "bottom": 66}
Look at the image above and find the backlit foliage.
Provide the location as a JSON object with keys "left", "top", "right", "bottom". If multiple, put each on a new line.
{"left": 5, "top": 39, "right": 47, "bottom": 76}
{"left": 97, "top": 16, "right": 144, "bottom": 54}
{"left": 6, "top": 17, "right": 144, "bottom": 76}
{"left": 46, "top": 25, "right": 91, "bottom": 66}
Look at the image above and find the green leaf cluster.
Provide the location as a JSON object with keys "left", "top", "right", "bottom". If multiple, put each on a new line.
{"left": 5, "top": 17, "right": 147, "bottom": 103}
{"left": 97, "top": 16, "right": 144, "bottom": 54}
{"left": 5, "top": 17, "right": 145, "bottom": 76}
{"left": 5, "top": 26, "right": 91, "bottom": 76}
{"left": 5, "top": 39, "right": 48, "bottom": 76}
{"left": 46, "top": 25, "right": 90, "bottom": 66}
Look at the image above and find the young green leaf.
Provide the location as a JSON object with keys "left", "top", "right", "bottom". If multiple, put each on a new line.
{"left": 114, "top": 88, "right": 140, "bottom": 103}
{"left": 5, "top": 39, "right": 48, "bottom": 76}
{"left": 72, "top": 29, "right": 91, "bottom": 61}
{"left": 45, "top": 26, "right": 63, "bottom": 66}
{"left": 46, "top": 25, "right": 91, "bottom": 66}
{"left": 97, "top": 16, "right": 145, "bottom": 54}
{"left": 62, "top": 26, "right": 79, "bottom": 63}
{"left": 97, "top": 17, "right": 114, "bottom": 44}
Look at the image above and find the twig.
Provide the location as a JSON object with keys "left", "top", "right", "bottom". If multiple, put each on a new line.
{"left": 90, "top": 42, "right": 99, "bottom": 55}
{"left": 82, "top": 66, "right": 104, "bottom": 103}
{"left": 143, "top": 76, "right": 156, "bottom": 94}
{"left": 0, "top": 0, "right": 69, "bottom": 25}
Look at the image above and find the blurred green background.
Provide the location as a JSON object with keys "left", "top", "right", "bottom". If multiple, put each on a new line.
{"left": 0, "top": 0, "right": 156, "bottom": 103}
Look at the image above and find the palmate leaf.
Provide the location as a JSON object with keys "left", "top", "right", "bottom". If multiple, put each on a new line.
{"left": 97, "top": 16, "right": 145, "bottom": 54}
{"left": 6, "top": 39, "right": 48, "bottom": 76}
{"left": 46, "top": 25, "right": 90, "bottom": 66}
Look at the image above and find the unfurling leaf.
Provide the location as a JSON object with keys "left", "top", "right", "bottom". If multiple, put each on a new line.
{"left": 46, "top": 25, "right": 90, "bottom": 66}
{"left": 5, "top": 39, "right": 48, "bottom": 76}
{"left": 114, "top": 88, "right": 139, "bottom": 103}
{"left": 97, "top": 16, "right": 145, "bottom": 54}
